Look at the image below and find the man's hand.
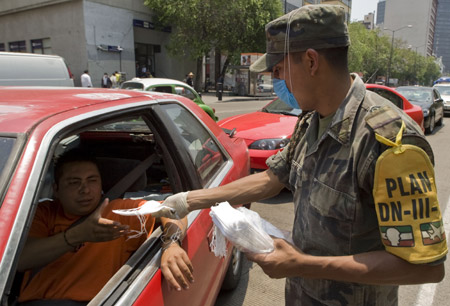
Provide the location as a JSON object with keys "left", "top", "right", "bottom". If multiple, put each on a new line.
{"left": 69, "top": 198, "right": 129, "bottom": 244}
{"left": 152, "top": 192, "right": 190, "bottom": 219}
{"left": 245, "top": 238, "right": 303, "bottom": 279}
{"left": 161, "top": 242, "right": 194, "bottom": 291}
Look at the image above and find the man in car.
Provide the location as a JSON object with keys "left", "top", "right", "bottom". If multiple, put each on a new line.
{"left": 153, "top": 4, "right": 447, "bottom": 305}
{"left": 17, "top": 149, "right": 193, "bottom": 305}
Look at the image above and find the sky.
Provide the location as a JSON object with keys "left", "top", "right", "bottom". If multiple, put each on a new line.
{"left": 350, "top": 0, "right": 379, "bottom": 22}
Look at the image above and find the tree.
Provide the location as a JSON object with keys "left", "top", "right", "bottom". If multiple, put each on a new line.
{"left": 144, "top": 0, "right": 282, "bottom": 91}
{"left": 348, "top": 22, "right": 441, "bottom": 86}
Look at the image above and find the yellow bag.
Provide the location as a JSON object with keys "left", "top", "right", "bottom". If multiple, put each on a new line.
{"left": 372, "top": 120, "right": 447, "bottom": 264}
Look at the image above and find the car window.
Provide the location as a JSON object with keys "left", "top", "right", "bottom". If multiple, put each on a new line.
{"left": 150, "top": 86, "right": 173, "bottom": 94}
{"left": 121, "top": 82, "right": 144, "bottom": 90}
{"left": 11, "top": 110, "right": 187, "bottom": 305}
{"left": 264, "top": 98, "right": 301, "bottom": 116}
{"left": 434, "top": 85, "right": 450, "bottom": 95}
{"left": 397, "top": 88, "right": 431, "bottom": 102}
{"left": 176, "top": 86, "right": 196, "bottom": 100}
{"left": 368, "top": 88, "right": 403, "bottom": 109}
{"left": 162, "top": 104, "right": 225, "bottom": 185}
{"left": 0, "top": 137, "right": 16, "bottom": 178}
{"left": 433, "top": 89, "right": 441, "bottom": 100}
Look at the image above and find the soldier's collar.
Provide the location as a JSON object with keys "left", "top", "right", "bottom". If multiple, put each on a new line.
{"left": 327, "top": 73, "right": 365, "bottom": 144}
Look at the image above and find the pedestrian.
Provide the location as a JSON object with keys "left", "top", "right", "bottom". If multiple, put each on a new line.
{"left": 101, "top": 72, "right": 111, "bottom": 88}
{"left": 80, "top": 70, "right": 92, "bottom": 88}
{"left": 151, "top": 4, "right": 447, "bottom": 305}
{"left": 186, "top": 72, "right": 194, "bottom": 87}
{"left": 115, "top": 71, "right": 121, "bottom": 85}
{"left": 110, "top": 72, "right": 117, "bottom": 88}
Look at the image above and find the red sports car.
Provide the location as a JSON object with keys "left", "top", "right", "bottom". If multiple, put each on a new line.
{"left": 0, "top": 87, "right": 250, "bottom": 305}
{"left": 218, "top": 84, "right": 424, "bottom": 171}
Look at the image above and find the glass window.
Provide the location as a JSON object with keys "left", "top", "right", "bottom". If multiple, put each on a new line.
{"left": 151, "top": 86, "right": 173, "bottom": 94}
{"left": 162, "top": 104, "right": 225, "bottom": 185}
{"left": 0, "top": 137, "right": 16, "bottom": 179}
{"left": 177, "top": 87, "right": 196, "bottom": 100}
{"left": 31, "top": 38, "right": 52, "bottom": 54}
{"left": 9, "top": 41, "right": 26, "bottom": 52}
{"left": 371, "top": 88, "right": 403, "bottom": 109}
{"left": 121, "top": 82, "right": 144, "bottom": 90}
{"left": 0, "top": 43, "right": 5, "bottom": 51}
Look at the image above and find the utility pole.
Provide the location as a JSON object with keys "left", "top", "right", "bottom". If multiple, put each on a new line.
{"left": 384, "top": 25, "right": 413, "bottom": 87}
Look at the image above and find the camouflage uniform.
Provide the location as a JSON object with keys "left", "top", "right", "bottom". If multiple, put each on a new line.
{"left": 267, "top": 74, "right": 427, "bottom": 305}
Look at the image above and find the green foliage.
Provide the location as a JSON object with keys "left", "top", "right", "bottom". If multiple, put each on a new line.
{"left": 144, "top": 0, "right": 282, "bottom": 63}
{"left": 348, "top": 22, "right": 441, "bottom": 85}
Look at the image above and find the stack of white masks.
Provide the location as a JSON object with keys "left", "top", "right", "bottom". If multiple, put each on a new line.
{"left": 209, "top": 202, "right": 292, "bottom": 257}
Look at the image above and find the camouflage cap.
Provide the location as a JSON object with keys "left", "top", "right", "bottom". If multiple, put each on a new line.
{"left": 250, "top": 4, "right": 350, "bottom": 73}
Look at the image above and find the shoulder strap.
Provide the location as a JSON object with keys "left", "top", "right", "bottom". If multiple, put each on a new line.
{"left": 365, "top": 105, "right": 434, "bottom": 165}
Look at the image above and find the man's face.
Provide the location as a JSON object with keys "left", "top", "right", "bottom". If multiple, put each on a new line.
{"left": 272, "top": 53, "right": 311, "bottom": 110}
{"left": 54, "top": 161, "right": 102, "bottom": 216}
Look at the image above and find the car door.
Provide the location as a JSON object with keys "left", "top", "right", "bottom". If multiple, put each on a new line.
{"left": 1, "top": 100, "right": 238, "bottom": 306}
{"left": 433, "top": 88, "right": 444, "bottom": 120}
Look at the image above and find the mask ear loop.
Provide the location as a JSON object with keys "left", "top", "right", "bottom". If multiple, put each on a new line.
{"left": 285, "top": 10, "right": 297, "bottom": 92}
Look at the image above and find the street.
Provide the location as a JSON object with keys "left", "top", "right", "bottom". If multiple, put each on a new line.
{"left": 202, "top": 94, "right": 450, "bottom": 306}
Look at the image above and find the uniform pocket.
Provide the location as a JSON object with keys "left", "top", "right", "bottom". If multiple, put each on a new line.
{"left": 309, "top": 178, "right": 356, "bottom": 222}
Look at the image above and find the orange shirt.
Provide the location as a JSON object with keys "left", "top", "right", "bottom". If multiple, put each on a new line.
{"left": 19, "top": 199, "right": 156, "bottom": 302}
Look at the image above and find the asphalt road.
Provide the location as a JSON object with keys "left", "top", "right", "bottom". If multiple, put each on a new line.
{"left": 202, "top": 93, "right": 450, "bottom": 306}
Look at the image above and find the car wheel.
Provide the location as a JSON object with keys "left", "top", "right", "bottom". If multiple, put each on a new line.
{"left": 426, "top": 114, "right": 435, "bottom": 134}
{"left": 221, "top": 247, "right": 243, "bottom": 291}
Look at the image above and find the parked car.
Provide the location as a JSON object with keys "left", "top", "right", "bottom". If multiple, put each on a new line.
{"left": 218, "top": 84, "right": 425, "bottom": 171}
{"left": 396, "top": 86, "right": 444, "bottom": 134}
{"left": 433, "top": 83, "right": 450, "bottom": 115}
{"left": 218, "top": 97, "right": 300, "bottom": 171}
{"left": 366, "top": 84, "right": 425, "bottom": 132}
{"left": 0, "top": 52, "right": 74, "bottom": 86}
{"left": 121, "top": 78, "right": 218, "bottom": 121}
{"left": 0, "top": 87, "right": 250, "bottom": 306}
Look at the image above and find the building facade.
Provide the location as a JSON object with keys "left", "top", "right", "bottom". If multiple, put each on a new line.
{"left": 0, "top": 0, "right": 196, "bottom": 87}
{"left": 434, "top": 0, "right": 450, "bottom": 73}
{"left": 376, "top": 0, "right": 386, "bottom": 26}
{"left": 381, "top": 0, "right": 437, "bottom": 57}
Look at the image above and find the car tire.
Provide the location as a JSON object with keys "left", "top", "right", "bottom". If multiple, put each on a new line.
{"left": 426, "top": 114, "right": 435, "bottom": 134}
{"left": 221, "top": 247, "right": 243, "bottom": 291}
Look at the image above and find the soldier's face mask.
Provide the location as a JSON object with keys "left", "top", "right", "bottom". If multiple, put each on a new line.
{"left": 273, "top": 78, "right": 300, "bottom": 109}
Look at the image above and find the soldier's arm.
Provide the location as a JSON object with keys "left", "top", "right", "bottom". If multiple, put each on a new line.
{"left": 187, "top": 169, "right": 285, "bottom": 211}
{"left": 247, "top": 238, "right": 445, "bottom": 285}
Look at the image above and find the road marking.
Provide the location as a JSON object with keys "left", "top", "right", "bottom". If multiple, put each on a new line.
{"left": 414, "top": 196, "right": 450, "bottom": 306}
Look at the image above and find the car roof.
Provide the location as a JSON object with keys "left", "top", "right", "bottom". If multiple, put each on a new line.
{"left": 0, "top": 87, "right": 172, "bottom": 134}
{"left": 123, "top": 78, "right": 192, "bottom": 88}
{"left": 0, "top": 51, "right": 64, "bottom": 59}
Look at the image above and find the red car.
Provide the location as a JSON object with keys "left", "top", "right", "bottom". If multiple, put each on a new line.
{"left": 218, "top": 84, "right": 424, "bottom": 171}
{"left": 0, "top": 87, "right": 250, "bottom": 305}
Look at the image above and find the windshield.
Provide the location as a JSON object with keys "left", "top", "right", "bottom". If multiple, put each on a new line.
{"left": 434, "top": 85, "right": 450, "bottom": 95}
{"left": 263, "top": 98, "right": 302, "bottom": 116}
{"left": 396, "top": 88, "right": 432, "bottom": 104}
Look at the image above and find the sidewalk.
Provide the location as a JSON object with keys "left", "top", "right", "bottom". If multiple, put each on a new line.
{"left": 201, "top": 91, "right": 275, "bottom": 103}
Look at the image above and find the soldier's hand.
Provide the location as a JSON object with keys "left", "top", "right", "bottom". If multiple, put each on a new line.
{"left": 152, "top": 192, "right": 190, "bottom": 219}
{"left": 245, "top": 238, "right": 303, "bottom": 279}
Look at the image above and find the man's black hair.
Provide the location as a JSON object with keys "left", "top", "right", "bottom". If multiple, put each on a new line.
{"left": 54, "top": 148, "right": 98, "bottom": 186}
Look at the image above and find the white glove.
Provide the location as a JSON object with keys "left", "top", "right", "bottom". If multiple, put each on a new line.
{"left": 152, "top": 191, "right": 190, "bottom": 219}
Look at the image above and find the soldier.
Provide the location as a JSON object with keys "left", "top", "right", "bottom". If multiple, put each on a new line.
{"left": 152, "top": 4, "right": 447, "bottom": 305}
